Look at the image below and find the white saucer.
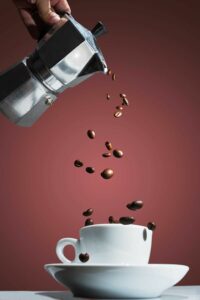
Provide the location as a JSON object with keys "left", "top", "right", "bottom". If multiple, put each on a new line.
{"left": 44, "top": 263, "right": 189, "bottom": 298}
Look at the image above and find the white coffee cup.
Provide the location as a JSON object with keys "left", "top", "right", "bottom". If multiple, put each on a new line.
{"left": 56, "top": 224, "right": 152, "bottom": 264}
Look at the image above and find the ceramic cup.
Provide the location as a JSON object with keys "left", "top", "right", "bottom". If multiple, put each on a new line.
{"left": 56, "top": 224, "right": 153, "bottom": 264}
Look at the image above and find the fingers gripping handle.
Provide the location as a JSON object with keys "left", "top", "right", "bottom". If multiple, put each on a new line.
{"left": 56, "top": 238, "right": 79, "bottom": 263}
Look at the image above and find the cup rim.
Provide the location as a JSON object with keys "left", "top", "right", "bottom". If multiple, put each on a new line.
{"left": 80, "top": 223, "right": 151, "bottom": 232}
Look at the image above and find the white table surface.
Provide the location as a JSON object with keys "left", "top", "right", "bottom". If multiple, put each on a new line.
{"left": 0, "top": 286, "right": 199, "bottom": 300}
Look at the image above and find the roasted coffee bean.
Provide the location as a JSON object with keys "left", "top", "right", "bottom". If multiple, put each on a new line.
{"left": 109, "top": 216, "right": 118, "bottom": 223}
{"left": 101, "top": 168, "right": 114, "bottom": 179}
{"left": 107, "top": 69, "right": 112, "bottom": 76}
{"left": 122, "top": 97, "right": 129, "bottom": 106}
{"left": 102, "top": 152, "right": 111, "bottom": 158}
{"left": 119, "top": 93, "right": 127, "bottom": 98}
{"left": 86, "top": 167, "right": 95, "bottom": 174}
{"left": 127, "top": 200, "right": 143, "bottom": 211}
{"left": 119, "top": 216, "right": 135, "bottom": 225}
{"left": 106, "top": 93, "right": 111, "bottom": 100}
{"left": 112, "top": 73, "right": 116, "bottom": 81}
{"left": 74, "top": 160, "right": 84, "bottom": 167}
{"left": 147, "top": 222, "right": 156, "bottom": 231}
{"left": 143, "top": 229, "right": 147, "bottom": 241}
{"left": 85, "top": 218, "right": 94, "bottom": 226}
{"left": 83, "top": 208, "right": 93, "bottom": 217}
{"left": 79, "top": 253, "right": 90, "bottom": 263}
{"left": 114, "top": 111, "right": 123, "bottom": 118}
{"left": 116, "top": 105, "right": 123, "bottom": 111}
{"left": 113, "top": 149, "right": 123, "bottom": 158}
{"left": 87, "top": 130, "right": 95, "bottom": 139}
{"left": 105, "top": 141, "right": 112, "bottom": 151}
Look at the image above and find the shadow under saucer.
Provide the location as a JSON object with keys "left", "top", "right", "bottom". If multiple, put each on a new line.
{"left": 36, "top": 291, "right": 188, "bottom": 300}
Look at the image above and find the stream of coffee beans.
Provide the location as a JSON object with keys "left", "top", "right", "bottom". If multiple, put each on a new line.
{"left": 74, "top": 69, "right": 130, "bottom": 180}
{"left": 73, "top": 69, "right": 156, "bottom": 263}
{"left": 82, "top": 200, "right": 156, "bottom": 230}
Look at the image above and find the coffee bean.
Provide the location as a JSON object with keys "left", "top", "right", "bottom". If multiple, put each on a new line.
{"left": 86, "top": 167, "right": 95, "bottom": 174}
{"left": 108, "top": 216, "right": 118, "bottom": 223}
{"left": 107, "top": 69, "right": 112, "bottom": 76}
{"left": 79, "top": 253, "right": 90, "bottom": 263}
{"left": 85, "top": 218, "right": 94, "bottom": 226}
{"left": 106, "top": 93, "right": 111, "bottom": 100}
{"left": 116, "top": 105, "right": 123, "bottom": 111}
{"left": 120, "top": 93, "right": 127, "bottom": 98}
{"left": 127, "top": 200, "right": 143, "bottom": 211}
{"left": 113, "top": 149, "right": 123, "bottom": 158}
{"left": 102, "top": 152, "right": 111, "bottom": 158}
{"left": 87, "top": 130, "right": 95, "bottom": 139}
{"left": 74, "top": 160, "right": 83, "bottom": 167}
{"left": 147, "top": 222, "right": 156, "bottom": 231}
{"left": 83, "top": 208, "right": 93, "bottom": 217}
{"left": 105, "top": 141, "right": 112, "bottom": 151}
{"left": 119, "top": 216, "right": 135, "bottom": 225}
{"left": 101, "top": 168, "right": 114, "bottom": 179}
{"left": 143, "top": 229, "right": 147, "bottom": 241}
{"left": 112, "top": 73, "right": 116, "bottom": 81}
{"left": 122, "top": 97, "right": 129, "bottom": 106}
{"left": 114, "top": 111, "right": 123, "bottom": 118}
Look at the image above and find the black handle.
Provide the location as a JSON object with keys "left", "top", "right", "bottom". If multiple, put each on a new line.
{"left": 0, "top": 62, "right": 31, "bottom": 103}
{"left": 91, "top": 22, "right": 107, "bottom": 38}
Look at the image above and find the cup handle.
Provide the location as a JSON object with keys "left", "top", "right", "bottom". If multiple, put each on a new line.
{"left": 56, "top": 238, "right": 79, "bottom": 263}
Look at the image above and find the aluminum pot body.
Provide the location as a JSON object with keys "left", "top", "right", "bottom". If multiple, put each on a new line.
{"left": 0, "top": 15, "right": 107, "bottom": 126}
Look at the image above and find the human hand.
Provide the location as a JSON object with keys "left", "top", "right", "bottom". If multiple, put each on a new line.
{"left": 13, "top": 0, "right": 71, "bottom": 39}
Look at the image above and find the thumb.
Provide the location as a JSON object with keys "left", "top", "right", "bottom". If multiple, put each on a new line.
{"left": 36, "top": 0, "right": 60, "bottom": 25}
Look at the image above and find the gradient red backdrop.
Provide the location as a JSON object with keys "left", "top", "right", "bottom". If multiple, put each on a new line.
{"left": 0, "top": 0, "right": 199, "bottom": 290}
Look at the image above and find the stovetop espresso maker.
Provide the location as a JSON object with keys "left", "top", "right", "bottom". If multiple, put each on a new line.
{"left": 0, "top": 14, "right": 107, "bottom": 127}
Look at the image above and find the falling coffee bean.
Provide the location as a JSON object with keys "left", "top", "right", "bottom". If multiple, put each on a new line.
{"left": 106, "top": 93, "right": 111, "bottom": 100}
{"left": 79, "top": 253, "right": 90, "bottom": 263}
{"left": 83, "top": 208, "right": 93, "bottom": 217}
{"left": 147, "top": 222, "right": 156, "bottom": 231}
{"left": 127, "top": 200, "right": 143, "bottom": 211}
{"left": 119, "top": 93, "right": 127, "bottom": 98}
{"left": 101, "top": 168, "right": 114, "bottom": 180}
{"left": 102, "top": 152, "right": 111, "bottom": 158}
{"left": 122, "top": 97, "right": 129, "bottom": 106}
{"left": 119, "top": 216, "right": 135, "bottom": 225}
{"left": 116, "top": 105, "right": 123, "bottom": 111}
{"left": 105, "top": 141, "right": 112, "bottom": 151}
{"left": 86, "top": 167, "right": 95, "bottom": 174}
{"left": 114, "top": 111, "right": 123, "bottom": 118}
{"left": 107, "top": 69, "right": 112, "bottom": 76}
{"left": 87, "top": 130, "right": 95, "bottom": 139}
{"left": 74, "top": 160, "right": 83, "bottom": 167}
{"left": 112, "top": 73, "right": 116, "bottom": 81}
{"left": 108, "top": 216, "right": 118, "bottom": 223}
{"left": 85, "top": 218, "right": 94, "bottom": 226}
{"left": 113, "top": 149, "right": 123, "bottom": 158}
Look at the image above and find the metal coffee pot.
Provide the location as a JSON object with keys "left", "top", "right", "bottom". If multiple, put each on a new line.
{"left": 0, "top": 14, "right": 107, "bottom": 127}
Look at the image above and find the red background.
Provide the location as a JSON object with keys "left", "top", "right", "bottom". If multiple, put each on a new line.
{"left": 0, "top": 0, "right": 200, "bottom": 289}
